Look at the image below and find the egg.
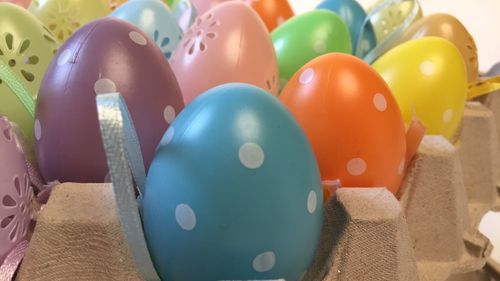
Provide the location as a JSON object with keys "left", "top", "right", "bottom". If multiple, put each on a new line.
{"left": 271, "top": 10, "right": 351, "bottom": 87}
{"left": 190, "top": 0, "right": 229, "bottom": 15}
{"left": 171, "top": 2, "right": 279, "bottom": 104}
{"left": 111, "top": 0, "right": 183, "bottom": 60}
{"left": 143, "top": 83, "right": 323, "bottom": 281}
{"left": 368, "top": 0, "right": 423, "bottom": 43}
{"left": 249, "top": 0, "right": 294, "bottom": 32}
{"left": 0, "top": 116, "right": 33, "bottom": 262}
{"left": 372, "top": 37, "right": 467, "bottom": 141}
{"left": 280, "top": 53, "right": 407, "bottom": 200}
{"left": 397, "top": 13, "right": 478, "bottom": 82}
{"left": 316, "top": 0, "right": 377, "bottom": 57}
{"left": 0, "top": 0, "right": 30, "bottom": 8}
{"left": 35, "top": 18, "right": 184, "bottom": 183}
{"left": 28, "top": 0, "right": 110, "bottom": 43}
{"left": 0, "top": 3, "right": 59, "bottom": 145}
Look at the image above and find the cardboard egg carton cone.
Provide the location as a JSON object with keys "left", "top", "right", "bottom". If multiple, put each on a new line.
{"left": 398, "top": 135, "right": 492, "bottom": 281}
{"left": 459, "top": 102, "right": 500, "bottom": 223}
{"left": 481, "top": 90, "right": 500, "bottom": 212}
{"left": 304, "top": 187, "right": 419, "bottom": 281}
{"left": 16, "top": 183, "right": 142, "bottom": 281}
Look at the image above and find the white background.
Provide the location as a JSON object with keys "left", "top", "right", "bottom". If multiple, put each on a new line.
{"left": 289, "top": 0, "right": 500, "bottom": 261}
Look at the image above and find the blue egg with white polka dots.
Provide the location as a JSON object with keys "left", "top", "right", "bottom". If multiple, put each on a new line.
{"left": 111, "top": 0, "right": 182, "bottom": 59}
{"left": 143, "top": 83, "right": 323, "bottom": 281}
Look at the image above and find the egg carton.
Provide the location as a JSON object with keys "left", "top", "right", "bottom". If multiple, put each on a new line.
{"left": 15, "top": 103, "right": 500, "bottom": 281}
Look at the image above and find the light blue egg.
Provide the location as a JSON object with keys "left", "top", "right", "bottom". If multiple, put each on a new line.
{"left": 143, "top": 83, "right": 323, "bottom": 281}
{"left": 317, "top": 0, "right": 377, "bottom": 57}
{"left": 111, "top": 0, "right": 182, "bottom": 59}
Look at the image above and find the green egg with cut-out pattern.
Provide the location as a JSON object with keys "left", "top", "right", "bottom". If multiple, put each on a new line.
{"left": 28, "top": 0, "right": 110, "bottom": 43}
{"left": 0, "top": 3, "right": 59, "bottom": 144}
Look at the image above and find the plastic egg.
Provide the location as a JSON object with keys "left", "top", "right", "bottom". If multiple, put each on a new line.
{"left": 368, "top": 0, "right": 423, "bottom": 43}
{"left": 249, "top": 0, "right": 294, "bottom": 32}
{"left": 111, "top": 0, "right": 182, "bottom": 60}
{"left": 171, "top": 2, "right": 279, "bottom": 104}
{"left": 28, "top": 0, "right": 110, "bottom": 43}
{"left": 271, "top": 10, "right": 351, "bottom": 87}
{"left": 0, "top": 0, "right": 30, "bottom": 8}
{"left": 316, "top": 0, "right": 377, "bottom": 57}
{"left": 0, "top": 3, "right": 59, "bottom": 144}
{"left": 280, "top": 53, "right": 407, "bottom": 200}
{"left": 190, "top": 0, "right": 229, "bottom": 15}
{"left": 372, "top": 37, "right": 467, "bottom": 141}
{"left": 143, "top": 83, "right": 323, "bottom": 281}
{"left": 0, "top": 116, "right": 33, "bottom": 262}
{"left": 398, "top": 13, "right": 478, "bottom": 82}
{"left": 35, "top": 18, "right": 184, "bottom": 183}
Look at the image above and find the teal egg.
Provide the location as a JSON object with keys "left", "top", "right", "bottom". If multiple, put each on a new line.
{"left": 111, "top": 0, "right": 182, "bottom": 59}
{"left": 143, "top": 83, "right": 323, "bottom": 281}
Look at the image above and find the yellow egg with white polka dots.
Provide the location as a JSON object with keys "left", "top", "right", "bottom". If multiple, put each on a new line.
{"left": 372, "top": 37, "right": 467, "bottom": 141}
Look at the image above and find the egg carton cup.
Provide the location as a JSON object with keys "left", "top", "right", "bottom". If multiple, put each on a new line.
{"left": 15, "top": 104, "right": 499, "bottom": 281}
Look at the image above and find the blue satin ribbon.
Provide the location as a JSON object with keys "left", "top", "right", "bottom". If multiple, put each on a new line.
{"left": 0, "top": 59, "right": 35, "bottom": 117}
{"left": 356, "top": 0, "right": 420, "bottom": 64}
{"left": 173, "top": 0, "right": 198, "bottom": 33}
{"left": 96, "top": 93, "right": 160, "bottom": 281}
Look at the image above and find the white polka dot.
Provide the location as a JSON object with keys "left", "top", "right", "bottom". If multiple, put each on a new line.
{"left": 373, "top": 93, "right": 387, "bottom": 112}
{"left": 129, "top": 31, "right": 147, "bottom": 46}
{"left": 160, "top": 126, "right": 175, "bottom": 146}
{"left": 442, "top": 109, "right": 453, "bottom": 124}
{"left": 347, "top": 158, "right": 367, "bottom": 176}
{"left": 57, "top": 49, "right": 72, "bottom": 66}
{"left": 175, "top": 204, "right": 196, "bottom": 231}
{"left": 307, "top": 190, "right": 317, "bottom": 214}
{"left": 252, "top": 251, "right": 275, "bottom": 272}
{"left": 299, "top": 68, "right": 315, "bottom": 85}
{"left": 239, "top": 142, "right": 264, "bottom": 169}
{"left": 398, "top": 158, "right": 405, "bottom": 175}
{"left": 420, "top": 60, "right": 435, "bottom": 76}
{"left": 94, "top": 78, "right": 117, "bottom": 94}
{"left": 313, "top": 40, "right": 326, "bottom": 54}
{"left": 34, "top": 119, "right": 41, "bottom": 141}
{"left": 163, "top": 105, "right": 176, "bottom": 124}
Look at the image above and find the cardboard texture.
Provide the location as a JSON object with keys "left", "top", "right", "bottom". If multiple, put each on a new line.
{"left": 305, "top": 188, "right": 419, "bottom": 281}
{"left": 16, "top": 183, "right": 142, "bottom": 281}
{"left": 17, "top": 104, "right": 500, "bottom": 280}
{"left": 483, "top": 90, "right": 500, "bottom": 212}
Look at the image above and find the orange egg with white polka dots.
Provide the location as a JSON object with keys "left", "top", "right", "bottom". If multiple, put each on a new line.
{"left": 280, "top": 53, "right": 407, "bottom": 201}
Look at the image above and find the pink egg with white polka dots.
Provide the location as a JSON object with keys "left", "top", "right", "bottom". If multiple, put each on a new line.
{"left": 0, "top": 116, "right": 32, "bottom": 262}
{"left": 35, "top": 18, "right": 184, "bottom": 183}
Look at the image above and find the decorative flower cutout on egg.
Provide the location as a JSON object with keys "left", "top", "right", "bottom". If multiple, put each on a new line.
{"left": 46, "top": 0, "right": 81, "bottom": 42}
{"left": 0, "top": 32, "right": 40, "bottom": 85}
{"left": 0, "top": 173, "right": 32, "bottom": 244}
{"left": 182, "top": 13, "right": 220, "bottom": 56}
{"left": 154, "top": 30, "right": 179, "bottom": 59}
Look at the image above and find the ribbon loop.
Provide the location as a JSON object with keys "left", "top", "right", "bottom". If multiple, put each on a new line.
{"left": 358, "top": 0, "right": 420, "bottom": 64}
{"left": 0, "top": 60, "right": 35, "bottom": 117}
{"left": 96, "top": 93, "right": 160, "bottom": 281}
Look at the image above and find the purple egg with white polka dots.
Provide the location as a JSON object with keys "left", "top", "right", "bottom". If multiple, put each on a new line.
{"left": 35, "top": 17, "right": 184, "bottom": 183}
